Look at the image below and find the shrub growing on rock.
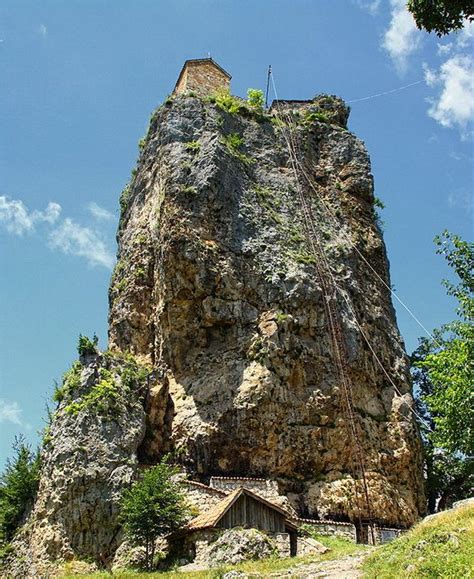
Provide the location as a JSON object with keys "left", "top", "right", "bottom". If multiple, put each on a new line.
{"left": 77, "top": 333, "right": 99, "bottom": 357}
{"left": 247, "top": 88, "right": 264, "bottom": 110}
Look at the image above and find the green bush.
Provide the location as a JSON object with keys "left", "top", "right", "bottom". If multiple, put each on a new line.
{"left": 53, "top": 361, "right": 82, "bottom": 404}
{"left": 292, "top": 251, "right": 316, "bottom": 265}
{"left": 247, "top": 88, "right": 264, "bottom": 110}
{"left": 302, "top": 110, "right": 330, "bottom": 125}
{"left": 373, "top": 196, "right": 386, "bottom": 210}
{"left": 60, "top": 352, "right": 150, "bottom": 417}
{"left": 185, "top": 140, "right": 201, "bottom": 153}
{"left": 119, "top": 185, "right": 132, "bottom": 216}
{"left": 0, "top": 437, "right": 40, "bottom": 552}
{"left": 372, "top": 197, "right": 386, "bottom": 231}
{"left": 180, "top": 185, "right": 198, "bottom": 195}
{"left": 223, "top": 132, "right": 244, "bottom": 150}
{"left": 221, "top": 133, "right": 254, "bottom": 166}
{"left": 77, "top": 334, "right": 98, "bottom": 357}
{"left": 64, "top": 368, "right": 118, "bottom": 416}
{"left": 275, "top": 311, "right": 289, "bottom": 324}
{"left": 208, "top": 89, "right": 242, "bottom": 114}
{"left": 120, "top": 460, "right": 189, "bottom": 570}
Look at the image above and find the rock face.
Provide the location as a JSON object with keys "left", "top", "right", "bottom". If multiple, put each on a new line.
{"left": 108, "top": 94, "right": 425, "bottom": 526}
{"left": 7, "top": 91, "right": 425, "bottom": 575}
{"left": 7, "top": 352, "right": 149, "bottom": 575}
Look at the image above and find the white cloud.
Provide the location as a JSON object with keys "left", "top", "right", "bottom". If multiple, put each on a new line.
{"left": 0, "top": 196, "right": 61, "bottom": 235}
{"left": 424, "top": 54, "right": 474, "bottom": 138}
{"left": 448, "top": 189, "right": 473, "bottom": 212}
{"left": 382, "top": 0, "right": 421, "bottom": 73}
{"left": 0, "top": 399, "right": 23, "bottom": 425}
{"left": 354, "top": 0, "right": 381, "bottom": 15}
{"left": 1, "top": 194, "right": 115, "bottom": 269}
{"left": 438, "top": 23, "right": 474, "bottom": 55}
{"left": 49, "top": 218, "right": 115, "bottom": 269}
{"left": 455, "top": 22, "right": 474, "bottom": 48}
{"left": 38, "top": 24, "right": 47, "bottom": 38}
{"left": 88, "top": 202, "right": 115, "bottom": 222}
{"left": 437, "top": 43, "right": 452, "bottom": 56}
{"left": 424, "top": 21, "right": 474, "bottom": 139}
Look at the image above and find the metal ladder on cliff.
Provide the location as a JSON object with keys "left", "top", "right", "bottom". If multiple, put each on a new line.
{"left": 271, "top": 100, "right": 376, "bottom": 540}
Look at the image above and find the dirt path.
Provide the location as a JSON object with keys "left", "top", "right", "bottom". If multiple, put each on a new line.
{"left": 221, "top": 552, "right": 370, "bottom": 578}
{"left": 271, "top": 553, "right": 367, "bottom": 577}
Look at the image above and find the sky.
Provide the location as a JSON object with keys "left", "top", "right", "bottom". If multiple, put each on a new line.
{"left": 0, "top": 0, "right": 472, "bottom": 466}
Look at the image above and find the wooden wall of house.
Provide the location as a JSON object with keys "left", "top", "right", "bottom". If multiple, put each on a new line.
{"left": 216, "top": 494, "right": 286, "bottom": 533}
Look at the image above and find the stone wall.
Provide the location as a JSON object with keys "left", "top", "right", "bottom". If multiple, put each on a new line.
{"left": 183, "top": 529, "right": 218, "bottom": 565}
{"left": 299, "top": 518, "right": 357, "bottom": 542}
{"left": 210, "top": 477, "right": 280, "bottom": 499}
{"left": 373, "top": 526, "right": 403, "bottom": 545}
{"left": 174, "top": 61, "right": 230, "bottom": 96}
{"left": 182, "top": 480, "right": 227, "bottom": 514}
{"left": 268, "top": 532, "right": 290, "bottom": 558}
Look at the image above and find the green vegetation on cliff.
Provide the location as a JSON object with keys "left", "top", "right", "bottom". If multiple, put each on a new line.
{"left": 52, "top": 339, "right": 150, "bottom": 417}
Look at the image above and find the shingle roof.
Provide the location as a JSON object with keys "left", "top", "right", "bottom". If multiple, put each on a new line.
{"left": 184, "top": 487, "right": 298, "bottom": 532}
{"left": 186, "top": 487, "right": 242, "bottom": 531}
{"left": 297, "top": 517, "right": 355, "bottom": 527}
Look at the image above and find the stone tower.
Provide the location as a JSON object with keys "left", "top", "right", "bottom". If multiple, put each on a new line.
{"left": 173, "top": 57, "right": 231, "bottom": 96}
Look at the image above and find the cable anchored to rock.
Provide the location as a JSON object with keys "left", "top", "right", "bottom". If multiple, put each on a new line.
{"left": 347, "top": 80, "right": 424, "bottom": 104}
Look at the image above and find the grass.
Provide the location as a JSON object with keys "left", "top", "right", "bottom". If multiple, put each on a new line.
{"left": 302, "top": 109, "right": 330, "bottom": 126}
{"left": 363, "top": 503, "right": 474, "bottom": 578}
{"left": 206, "top": 89, "right": 266, "bottom": 122}
{"left": 220, "top": 133, "right": 254, "bottom": 166}
{"left": 59, "top": 534, "right": 367, "bottom": 578}
{"left": 185, "top": 141, "right": 201, "bottom": 153}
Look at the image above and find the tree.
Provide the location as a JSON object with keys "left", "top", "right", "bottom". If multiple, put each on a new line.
{"left": 0, "top": 437, "right": 40, "bottom": 552}
{"left": 411, "top": 337, "right": 473, "bottom": 513}
{"left": 407, "top": 0, "right": 474, "bottom": 36}
{"left": 415, "top": 231, "right": 473, "bottom": 455}
{"left": 120, "top": 461, "right": 189, "bottom": 570}
{"left": 411, "top": 231, "right": 473, "bottom": 511}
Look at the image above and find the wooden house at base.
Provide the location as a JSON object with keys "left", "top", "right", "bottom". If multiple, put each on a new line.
{"left": 170, "top": 487, "right": 298, "bottom": 562}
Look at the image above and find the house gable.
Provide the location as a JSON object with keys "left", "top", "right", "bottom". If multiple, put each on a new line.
{"left": 184, "top": 487, "right": 297, "bottom": 534}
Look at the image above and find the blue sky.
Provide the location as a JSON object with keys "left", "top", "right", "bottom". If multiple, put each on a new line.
{"left": 1, "top": 0, "right": 472, "bottom": 466}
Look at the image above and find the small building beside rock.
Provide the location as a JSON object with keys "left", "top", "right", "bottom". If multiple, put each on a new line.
{"left": 171, "top": 487, "right": 299, "bottom": 564}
